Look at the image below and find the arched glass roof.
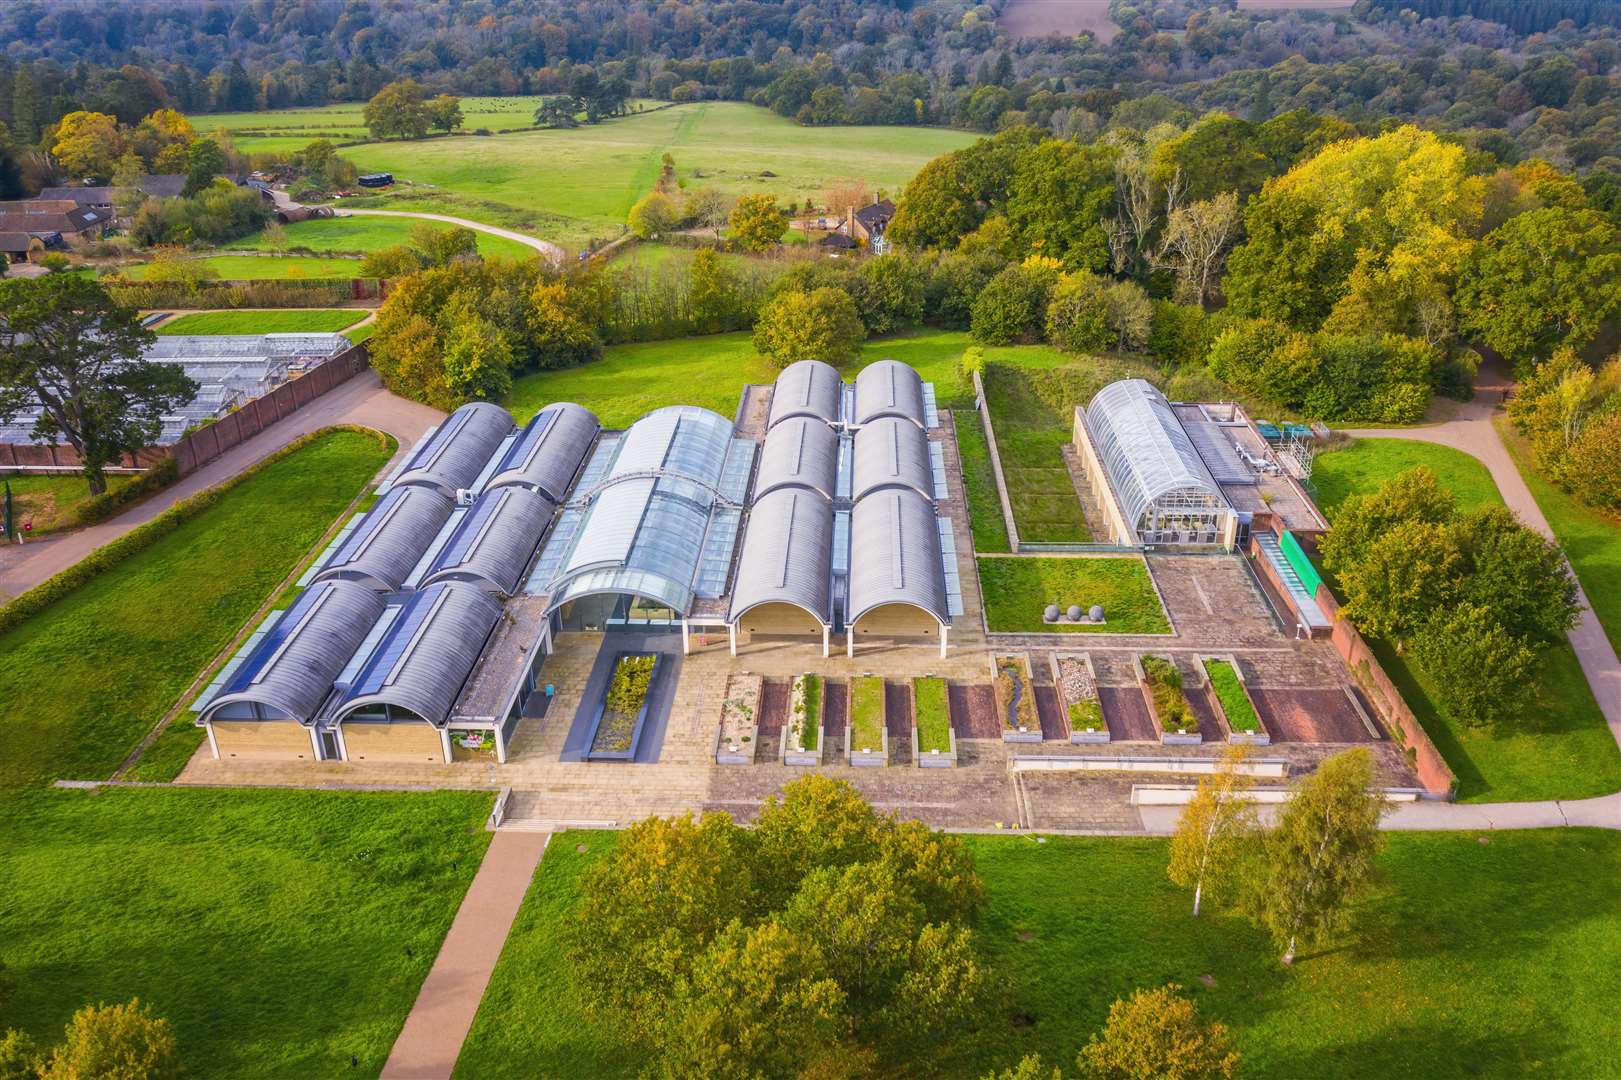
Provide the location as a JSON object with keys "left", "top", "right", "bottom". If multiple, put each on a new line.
{"left": 755, "top": 416, "right": 839, "bottom": 501}
{"left": 853, "top": 359, "right": 926, "bottom": 428}
{"left": 1084, "top": 380, "right": 1228, "bottom": 531}
{"left": 768, "top": 359, "right": 843, "bottom": 429}
{"left": 485, "top": 402, "right": 599, "bottom": 502}
{"left": 729, "top": 488, "right": 834, "bottom": 625}
{"left": 847, "top": 489, "right": 949, "bottom": 627}
{"left": 852, "top": 416, "right": 933, "bottom": 503}
{"left": 420, "top": 486, "right": 553, "bottom": 596}
{"left": 312, "top": 485, "right": 454, "bottom": 592}
{"left": 393, "top": 401, "right": 515, "bottom": 498}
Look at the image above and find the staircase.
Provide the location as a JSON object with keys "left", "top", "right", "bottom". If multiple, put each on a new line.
{"left": 1255, "top": 533, "right": 1331, "bottom": 630}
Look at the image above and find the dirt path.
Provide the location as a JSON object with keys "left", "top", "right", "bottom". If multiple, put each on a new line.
{"left": 336, "top": 208, "right": 563, "bottom": 265}
{"left": 1340, "top": 361, "right": 1621, "bottom": 750}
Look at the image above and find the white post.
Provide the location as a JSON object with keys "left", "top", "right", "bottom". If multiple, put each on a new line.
{"left": 729, "top": 622, "right": 737, "bottom": 656}
{"left": 682, "top": 619, "right": 691, "bottom": 655}
{"left": 822, "top": 624, "right": 830, "bottom": 659}
{"left": 939, "top": 623, "right": 949, "bottom": 659}
{"left": 205, "top": 722, "right": 220, "bottom": 759}
{"left": 846, "top": 628, "right": 854, "bottom": 658}
{"left": 309, "top": 726, "right": 323, "bottom": 761}
{"left": 334, "top": 724, "right": 349, "bottom": 762}
{"left": 439, "top": 727, "right": 453, "bottom": 763}
{"left": 494, "top": 722, "right": 507, "bottom": 765}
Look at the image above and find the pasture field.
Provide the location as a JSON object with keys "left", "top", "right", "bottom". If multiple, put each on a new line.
{"left": 154, "top": 309, "right": 367, "bottom": 335}
{"left": 1310, "top": 438, "right": 1621, "bottom": 802}
{"left": 335, "top": 101, "right": 977, "bottom": 246}
{"left": 116, "top": 254, "right": 365, "bottom": 280}
{"left": 190, "top": 96, "right": 552, "bottom": 152}
{"left": 453, "top": 827, "right": 1621, "bottom": 1080}
{"left": 221, "top": 214, "right": 536, "bottom": 260}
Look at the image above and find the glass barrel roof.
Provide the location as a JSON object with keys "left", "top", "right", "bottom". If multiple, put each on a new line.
{"left": 1084, "top": 380, "right": 1228, "bottom": 530}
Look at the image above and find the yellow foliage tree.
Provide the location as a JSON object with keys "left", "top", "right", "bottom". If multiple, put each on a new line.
{"left": 51, "top": 111, "right": 125, "bottom": 178}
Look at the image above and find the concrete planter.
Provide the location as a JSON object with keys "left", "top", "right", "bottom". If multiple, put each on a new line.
{"left": 585, "top": 652, "right": 663, "bottom": 762}
{"left": 846, "top": 723, "right": 889, "bottom": 767}
{"left": 715, "top": 726, "right": 757, "bottom": 764}
{"left": 993, "top": 652, "right": 1041, "bottom": 742}
{"left": 715, "top": 673, "right": 762, "bottom": 765}
{"left": 912, "top": 725, "right": 958, "bottom": 768}
{"left": 1201, "top": 654, "right": 1271, "bottom": 746}
{"left": 780, "top": 674, "right": 826, "bottom": 767}
{"left": 1135, "top": 653, "right": 1202, "bottom": 746}
{"left": 1054, "top": 652, "right": 1109, "bottom": 744}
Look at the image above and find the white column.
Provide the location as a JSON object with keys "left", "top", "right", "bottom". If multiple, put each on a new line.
{"left": 205, "top": 722, "right": 220, "bottom": 759}
{"left": 939, "top": 623, "right": 949, "bottom": 659}
{"left": 846, "top": 629, "right": 854, "bottom": 658}
{"left": 309, "top": 726, "right": 323, "bottom": 761}
{"left": 822, "top": 624, "right": 830, "bottom": 659}
{"left": 729, "top": 622, "right": 737, "bottom": 657}
{"left": 334, "top": 724, "right": 349, "bottom": 762}
{"left": 682, "top": 619, "right": 691, "bottom": 655}
{"left": 494, "top": 722, "right": 507, "bottom": 765}
{"left": 439, "top": 727, "right": 453, "bottom": 763}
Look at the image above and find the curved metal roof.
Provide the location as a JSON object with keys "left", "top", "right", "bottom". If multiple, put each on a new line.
{"left": 728, "top": 488, "right": 834, "bottom": 625}
{"left": 420, "top": 486, "right": 553, "bottom": 596}
{"left": 851, "top": 416, "right": 933, "bottom": 503}
{"left": 755, "top": 416, "right": 839, "bottom": 501}
{"left": 485, "top": 402, "right": 599, "bottom": 502}
{"left": 393, "top": 401, "right": 514, "bottom": 498}
{"left": 333, "top": 582, "right": 504, "bottom": 727}
{"left": 768, "top": 359, "right": 842, "bottom": 429}
{"left": 847, "top": 489, "right": 949, "bottom": 627}
{"left": 201, "top": 581, "right": 387, "bottom": 725}
{"left": 312, "top": 485, "right": 455, "bottom": 592}
{"left": 853, "top": 359, "right": 926, "bottom": 428}
{"left": 1084, "top": 380, "right": 1227, "bottom": 530}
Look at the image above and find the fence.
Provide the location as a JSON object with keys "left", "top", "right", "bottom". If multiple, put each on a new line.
{"left": 0, "top": 344, "right": 372, "bottom": 478}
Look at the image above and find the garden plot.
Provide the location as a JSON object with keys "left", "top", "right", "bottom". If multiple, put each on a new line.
{"left": 1201, "top": 656, "right": 1270, "bottom": 745}
{"left": 586, "top": 653, "right": 661, "bottom": 761}
{"left": 911, "top": 676, "right": 957, "bottom": 768}
{"left": 780, "top": 673, "right": 825, "bottom": 766}
{"left": 715, "top": 673, "right": 761, "bottom": 765}
{"left": 994, "top": 653, "right": 1042, "bottom": 743}
{"left": 1136, "top": 654, "right": 1202, "bottom": 745}
{"left": 847, "top": 677, "right": 889, "bottom": 767}
{"left": 1055, "top": 653, "right": 1107, "bottom": 744}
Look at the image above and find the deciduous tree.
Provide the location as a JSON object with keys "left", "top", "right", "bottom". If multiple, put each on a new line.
{"left": 1154, "top": 192, "right": 1239, "bottom": 306}
{"left": 729, "top": 192, "right": 788, "bottom": 252}
{"left": 627, "top": 191, "right": 679, "bottom": 239}
{"left": 1079, "top": 984, "right": 1240, "bottom": 1080}
{"left": 1169, "top": 745, "right": 1258, "bottom": 916}
{"left": 363, "top": 79, "right": 431, "bottom": 139}
{"left": 1412, "top": 603, "right": 1538, "bottom": 729}
{"left": 426, "top": 94, "right": 464, "bottom": 133}
{"left": 39, "top": 999, "right": 181, "bottom": 1080}
{"left": 51, "top": 110, "right": 124, "bottom": 178}
{"left": 441, "top": 316, "right": 513, "bottom": 403}
{"left": 181, "top": 136, "right": 225, "bottom": 196}
{"left": 752, "top": 287, "right": 865, "bottom": 368}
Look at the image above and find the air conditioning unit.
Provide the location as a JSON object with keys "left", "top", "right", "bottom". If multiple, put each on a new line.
{"left": 455, "top": 488, "right": 476, "bottom": 507}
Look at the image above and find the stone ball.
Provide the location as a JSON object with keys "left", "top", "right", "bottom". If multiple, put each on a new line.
{"left": 1044, "top": 604, "right": 1060, "bottom": 622}
{"left": 1089, "top": 604, "right": 1105, "bottom": 622}
{"left": 1067, "top": 605, "right": 1084, "bottom": 622}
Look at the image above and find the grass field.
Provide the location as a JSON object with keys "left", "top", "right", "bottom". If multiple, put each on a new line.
{"left": 155, "top": 309, "right": 367, "bottom": 335}
{"left": 333, "top": 101, "right": 976, "bottom": 246}
{"left": 976, "top": 556, "right": 1170, "bottom": 634}
{"left": 117, "top": 254, "right": 365, "bottom": 280}
{"left": 0, "top": 472, "right": 138, "bottom": 537}
{"left": 1310, "top": 438, "right": 1621, "bottom": 802}
{"left": 0, "top": 429, "right": 391, "bottom": 789}
{"left": 955, "top": 417, "right": 1012, "bottom": 553}
{"left": 221, "top": 215, "right": 537, "bottom": 260}
{"left": 0, "top": 787, "right": 491, "bottom": 1078}
{"left": 190, "top": 96, "right": 555, "bottom": 152}
{"left": 453, "top": 827, "right": 1621, "bottom": 1079}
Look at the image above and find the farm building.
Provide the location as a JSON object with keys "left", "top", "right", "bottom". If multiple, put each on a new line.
{"left": 193, "top": 357, "right": 963, "bottom": 767}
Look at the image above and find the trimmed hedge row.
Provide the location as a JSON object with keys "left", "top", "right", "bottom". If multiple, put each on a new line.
{"left": 0, "top": 425, "right": 392, "bottom": 640}
{"left": 76, "top": 457, "right": 180, "bottom": 527}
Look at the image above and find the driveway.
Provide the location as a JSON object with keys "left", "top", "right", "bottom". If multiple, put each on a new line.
{"left": 337, "top": 209, "right": 563, "bottom": 265}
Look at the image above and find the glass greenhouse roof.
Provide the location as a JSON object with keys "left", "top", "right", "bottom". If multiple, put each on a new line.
{"left": 1084, "top": 380, "right": 1228, "bottom": 530}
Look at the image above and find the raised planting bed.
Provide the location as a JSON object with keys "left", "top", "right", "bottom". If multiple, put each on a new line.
{"left": 715, "top": 673, "right": 762, "bottom": 764}
{"left": 912, "top": 676, "right": 957, "bottom": 768}
{"left": 847, "top": 676, "right": 889, "bottom": 767}
{"left": 780, "top": 673, "right": 825, "bottom": 766}
{"left": 1137, "top": 654, "right": 1201, "bottom": 745}
{"left": 587, "top": 653, "right": 661, "bottom": 761}
{"left": 993, "top": 653, "right": 1042, "bottom": 743}
{"left": 1203, "top": 656, "right": 1271, "bottom": 745}
{"left": 1055, "top": 653, "right": 1108, "bottom": 744}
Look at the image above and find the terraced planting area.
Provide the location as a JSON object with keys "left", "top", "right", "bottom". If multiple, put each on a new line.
{"left": 976, "top": 556, "right": 1169, "bottom": 635}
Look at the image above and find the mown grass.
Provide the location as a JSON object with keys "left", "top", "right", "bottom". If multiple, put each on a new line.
{"left": 221, "top": 215, "right": 536, "bottom": 260}
{"left": 0, "top": 472, "right": 138, "bottom": 537}
{"left": 0, "top": 429, "right": 391, "bottom": 788}
{"left": 189, "top": 95, "right": 555, "bottom": 151}
{"left": 155, "top": 309, "right": 367, "bottom": 335}
{"left": 1204, "top": 658, "right": 1260, "bottom": 733}
{"left": 850, "top": 676, "right": 886, "bottom": 753}
{"left": 1309, "top": 436, "right": 1621, "bottom": 802}
{"left": 454, "top": 827, "right": 1621, "bottom": 1080}
{"left": 977, "top": 556, "right": 1170, "bottom": 634}
{"left": 117, "top": 254, "right": 366, "bottom": 280}
{"left": 795, "top": 674, "right": 822, "bottom": 752}
{"left": 955, "top": 415, "right": 1012, "bottom": 554}
{"left": 913, "top": 677, "right": 952, "bottom": 754}
{"left": 0, "top": 787, "right": 492, "bottom": 1079}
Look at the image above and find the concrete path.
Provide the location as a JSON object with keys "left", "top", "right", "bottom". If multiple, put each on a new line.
{"left": 381, "top": 830, "right": 550, "bottom": 1080}
{"left": 1137, "top": 791, "right": 1621, "bottom": 834}
{"left": 0, "top": 371, "right": 442, "bottom": 600}
{"left": 1341, "top": 361, "right": 1621, "bottom": 750}
{"left": 336, "top": 209, "right": 563, "bottom": 265}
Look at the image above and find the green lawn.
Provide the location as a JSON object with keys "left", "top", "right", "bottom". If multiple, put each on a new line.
{"left": 0, "top": 787, "right": 492, "bottom": 1078}
{"left": 0, "top": 472, "right": 139, "bottom": 538}
{"left": 221, "top": 215, "right": 537, "bottom": 260}
{"left": 346, "top": 321, "right": 377, "bottom": 345}
{"left": 189, "top": 95, "right": 555, "bottom": 151}
{"left": 955, "top": 416, "right": 1012, "bottom": 553}
{"left": 977, "top": 556, "right": 1170, "bottom": 634}
{"left": 1498, "top": 419, "right": 1621, "bottom": 659}
{"left": 850, "top": 676, "right": 886, "bottom": 753}
{"left": 334, "top": 101, "right": 976, "bottom": 247}
{"left": 1205, "top": 658, "right": 1260, "bottom": 733}
{"left": 0, "top": 429, "right": 391, "bottom": 788}
{"left": 117, "top": 254, "right": 366, "bottom": 280}
{"left": 453, "top": 827, "right": 1621, "bottom": 1079}
{"left": 1310, "top": 437, "right": 1621, "bottom": 802}
{"left": 913, "top": 676, "right": 952, "bottom": 754}
{"left": 155, "top": 309, "right": 367, "bottom": 335}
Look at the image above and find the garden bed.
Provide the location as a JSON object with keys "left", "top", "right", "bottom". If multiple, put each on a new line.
{"left": 847, "top": 676, "right": 889, "bottom": 767}
{"left": 993, "top": 653, "right": 1042, "bottom": 742}
{"left": 1055, "top": 653, "right": 1108, "bottom": 744}
{"left": 1203, "top": 656, "right": 1270, "bottom": 745}
{"left": 911, "top": 676, "right": 957, "bottom": 768}
{"left": 586, "top": 653, "right": 661, "bottom": 761}
{"left": 1137, "top": 654, "right": 1201, "bottom": 745}
{"left": 715, "top": 673, "right": 762, "bottom": 765}
{"left": 780, "top": 673, "right": 824, "bottom": 766}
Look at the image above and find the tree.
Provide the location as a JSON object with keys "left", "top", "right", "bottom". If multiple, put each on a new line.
{"left": 11, "top": 68, "right": 40, "bottom": 146}
{"left": 1045, "top": 271, "right": 1112, "bottom": 354}
{"left": 821, "top": 179, "right": 871, "bottom": 218}
{"left": 426, "top": 94, "right": 464, "bottom": 133}
{"left": 1079, "top": 984, "right": 1240, "bottom": 1080}
{"left": 0, "top": 1029, "right": 37, "bottom": 1080}
{"left": 1412, "top": 603, "right": 1538, "bottom": 729}
{"left": 1456, "top": 207, "right": 1621, "bottom": 368}
{"left": 730, "top": 193, "right": 788, "bottom": 252}
{"left": 360, "top": 245, "right": 424, "bottom": 279}
{"left": 1451, "top": 504, "right": 1580, "bottom": 645}
{"left": 40, "top": 999, "right": 181, "bottom": 1080}
{"left": 441, "top": 317, "right": 514, "bottom": 403}
{"left": 363, "top": 79, "right": 431, "bottom": 140}
{"left": 1154, "top": 193, "right": 1239, "bottom": 306}
{"left": 1104, "top": 280, "right": 1153, "bottom": 352}
{"left": 533, "top": 95, "right": 579, "bottom": 128}
{"left": 688, "top": 248, "right": 741, "bottom": 332}
{"left": 181, "top": 137, "right": 225, "bottom": 197}
{"left": 1318, "top": 465, "right": 1455, "bottom": 576}
{"left": 1336, "top": 519, "right": 1463, "bottom": 641}
{"left": 0, "top": 276, "right": 195, "bottom": 497}
{"left": 1005, "top": 138, "right": 1115, "bottom": 270}
{"left": 409, "top": 222, "right": 478, "bottom": 267}
{"left": 972, "top": 261, "right": 1058, "bottom": 345}
{"left": 51, "top": 111, "right": 124, "bottom": 178}
{"left": 684, "top": 187, "right": 731, "bottom": 240}
{"left": 752, "top": 287, "right": 865, "bottom": 369}
{"left": 627, "top": 191, "right": 679, "bottom": 239}
{"left": 984, "top": 1054, "right": 1063, "bottom": 1080}
{"left": 1169, "top": 745, "right": 1258, "bottom": 916}
{"left": 1248, "top": 748, "right": 1387, "bottom": 966}
{"left": 848, "top": 252, "right": 927, "bottom": 335}
{"left": 529, "top": 280, "right": 602, "bottom": 370}
{"left": 1566, "top": 411, "right": 1621, "bottom": 510}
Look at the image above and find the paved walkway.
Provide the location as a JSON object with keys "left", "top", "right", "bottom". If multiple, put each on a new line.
{"left": 0, "top": 371, "right": 442, "bottom": 600}
{"left": 1138, "top": 791, "right": 1621, "bottom": 834}
{"left": 381, "top": 830, "right": 550, "bottom": 1080}
{"left": 1342, "top": 361, "right": 1621, "bottom": 750}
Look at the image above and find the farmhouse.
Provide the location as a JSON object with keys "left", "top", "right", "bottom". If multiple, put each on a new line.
{"left": 192, "top": 358, "right": 962, "bottom": 766}
{"left": 0, "top": 200, "right": 104, "bottom": 260}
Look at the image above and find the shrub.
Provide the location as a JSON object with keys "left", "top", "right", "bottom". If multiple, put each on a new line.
{"left": 848, "top": 251, "right": 927, "bottom": 335}
{"left": 1044, "top": 270, "right": 1112, "bottom": 353}
{"left": 75, "top": 457, "right": 180, "bottom": 526}
{"left": 753, "top": 287, "right": 865, "bottom": 368}
{"left": 1141, "top": 655, "right": 1196, "bottom": 733}
{"left": 923, "top": 249, "right": 1005, "bottom": 329}
{"left": 970, "top": 262, "right": 1055, "bottom": 345}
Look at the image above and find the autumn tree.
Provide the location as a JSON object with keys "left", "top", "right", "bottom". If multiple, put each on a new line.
{"left": 1412, "top": 603, "right": 1538, "bottom": 729}
{"left": 426, "top": 94, "right": 464, "bottom": 133}
{"left": 363, "top": 79, "right": 431, "bottom": 139}
{"left": 1169, "top": 745, "right": 1258, "bottom": 916}
{"left": 688, "top": 248, "right": 742, "bottom": 332}
{"left": 627, "top": 191, "right": 679, "bottom": 239}
{"left": 684, "top": 187, "right": 731, "bottom": 240}
{"left": 1079, "top": 984, "right": 1241, "bottom": 1080}
{"left": 1318, "top": 465, "right": 1455, "bottom": 575}
{"left": 1045, "top": 271, "right": 1113, "bottom": 354}
{"left": 39, "top": 999, "right": 181, "bottom": 1080}
{"left": 441, "top": 315, "right": 514, "bottom": 403}
{"left": 971, "top": 259, "right": 1060, "bottom": 345}
{"left": 730, "top": 192, "right": 788, "bottom": 252}
{"left": 181, "top": 136, "right": 225, "bottom": 196}
{"left": 1004, "top": 137, "right": 1115, "bottom": 270}
{"left": 820, "top": 178, "right": 871, "bottom": 218}
{"left": 1247, "top": 748, "right": 1387, "bottom": 966}
{"left": 1154, "top": 192, "right": 1239, "bottom": 306}
{"left": 752, "top": 287, "right": 865, "bottom": 368}
{"left": 0, "top": 276, "right": 195, "bottom": 496}
{"left": 409, "top": 221, "right": 478, "bottom": 266}
{"left": 529, "top": 279, "right": 602, "bottom": 369}
{"left": 51, "top": 110, "right": 124, "bottom": 178}
{"left": 1336, "top": 519, "right": 1463, "bottom": 641}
